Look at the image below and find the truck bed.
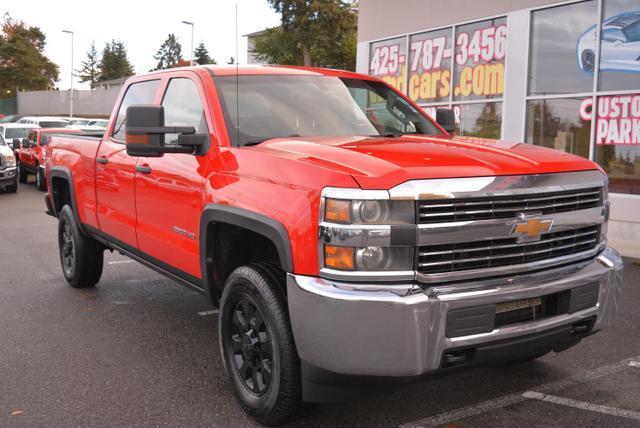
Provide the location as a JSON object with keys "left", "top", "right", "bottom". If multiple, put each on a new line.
{"left": 47, "top": 134, "right": 103, "bottom": 229}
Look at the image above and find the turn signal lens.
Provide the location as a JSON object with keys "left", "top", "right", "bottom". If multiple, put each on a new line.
{"left": 325, "top": 199, "right": 351, "bottom": 223}
{"left": 324, "top": 245, "right": 354, "bottom": 270}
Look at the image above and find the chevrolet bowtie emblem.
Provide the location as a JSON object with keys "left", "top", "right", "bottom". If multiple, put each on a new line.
{"left": 510, "top": 214, "right": 553, "bottom": 242}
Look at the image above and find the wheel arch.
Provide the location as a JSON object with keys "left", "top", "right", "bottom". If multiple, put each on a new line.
{"left": 48, "top": 166, "right": 86, "bottom": 235}
{"left": 199, "top": 204, "right": 293, "bottom": 304}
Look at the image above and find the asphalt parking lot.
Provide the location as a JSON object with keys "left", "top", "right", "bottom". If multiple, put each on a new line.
{"left": 1, "top": 181, "right": 639, "bottom": 427}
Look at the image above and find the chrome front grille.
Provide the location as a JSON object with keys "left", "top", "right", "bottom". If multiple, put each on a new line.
{"left": 418, "top": 187, "right": 602, "bottom": 224}
{"left": 417, "top": 225, "right": 600, "bottom": 275}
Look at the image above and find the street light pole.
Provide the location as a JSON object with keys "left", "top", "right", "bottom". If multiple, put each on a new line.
{"left": 62, "top": 30, "right": 74, "bottom": 118}
{"left": 182, "top": 21, "right": 194, "bottom": 66}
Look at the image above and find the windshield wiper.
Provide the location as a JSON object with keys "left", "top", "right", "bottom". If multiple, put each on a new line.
{"left": 369, "top": 132, "right": 404, "bottom": 138}
{"left": 244, "top": 134, "right": 301, "bottom": 146}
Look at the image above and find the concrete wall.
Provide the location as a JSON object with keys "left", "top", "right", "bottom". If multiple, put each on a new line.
{"left": 17, "top": 88, "right": 120, "bottom": 118}
{"left": 358, "top": 0, "right": 559, "bottom": 42}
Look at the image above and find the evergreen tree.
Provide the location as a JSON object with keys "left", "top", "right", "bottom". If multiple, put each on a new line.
{"left": 0, "top": 13, "right": 59, "bottom": 98}
{"left": 99, "top": 40, "right": 134, "bottom": 81}
{"left": 252, "top": 0, "right": 357, "bottom": 70}
{"left": 153, "top": 33, "right": 183, "bottom": 70}
{"left": 77, "top": 41, "right": 100, "bottom": 84}
{"left": 194, "top": 41, "right": 215, "bottom": 65}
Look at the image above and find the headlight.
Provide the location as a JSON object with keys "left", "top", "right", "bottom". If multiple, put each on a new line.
{"left": 324, "top": 198, "right": 414, "bottom": 224}
{"left": 5, "top": 153, "right": 16, "bottom": 167}
{"left": 320, "top": 187, "right": 417, "bottom": 280}
{"left": 323, "top": 245, "right": 414, "bottom": 271}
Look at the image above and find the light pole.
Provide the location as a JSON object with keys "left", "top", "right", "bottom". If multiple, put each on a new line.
{"left": 182, "top": 21, "right": 194, "bottom": 66}
{"left": 62, "top": 29, "right": 74, "bottom": 118}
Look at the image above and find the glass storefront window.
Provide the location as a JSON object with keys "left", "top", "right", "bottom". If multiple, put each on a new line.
{"left": 408, "top": 28, "right": 453, "bottom": 104}
{"left": 594, "top": 93, "right": 640, "bottom": 194}
{"left": 526, "top": 98, "right": 592, "bottom": 159}
{"left": 598, "top": 0, "right": 640, "bottom": 91}
{"left": 453, "top": 17, "right": 507, "bottom": 101}
{"left": 529, "top": 1, "right": 597, "bottom": 95}
{"left": 369, "top": 37, "right": 407, "bottom": 93}
{"left": 454, "top": 102, "right": 503, "bottom": 139}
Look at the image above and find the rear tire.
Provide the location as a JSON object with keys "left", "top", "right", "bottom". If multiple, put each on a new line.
{"left": 219, "top": 263, "right": 302, "bottom": 426}
{"left": 36, "top": 166, "right": 46, "bottom": 191}
{"left": 18, "top": 164, "right": 27, "bottom": 183}
{"left": 58, "top": 205, "right": 104, "bottom": 288}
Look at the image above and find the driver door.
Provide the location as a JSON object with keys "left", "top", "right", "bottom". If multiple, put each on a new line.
{"left": 134, "top": 75, "right": 210, "bottom": 279}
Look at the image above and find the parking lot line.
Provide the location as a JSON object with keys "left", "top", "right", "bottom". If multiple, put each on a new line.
{"left": 629, "top": 361, "right": 640, "bottom": 368}
{"left": 198, "top": 309, "right": 219, "bottom": 316}
{"left": 108, "top": 260, "right": 134, "bottom": 265}
{"left": 400, "top": 354, "right": 640, "bottom": 427}
{"left": 522, "top": 391, "right": 640, "bottom": 422}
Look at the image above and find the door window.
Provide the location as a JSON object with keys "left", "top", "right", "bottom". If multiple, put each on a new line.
{"left": 111, "top": 80, "right": 160, "bottom": 140}
{"left": 161, "top": 78, "right": 208, "bottom": 146}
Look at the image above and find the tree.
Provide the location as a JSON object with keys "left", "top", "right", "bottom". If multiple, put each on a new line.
{"left": 153, "top": 33, "right": 182, "bottom": 70}
{"left": 99, "top": 40, "right": 134, "bottom": 81}
{"left": 194, "top": 41, "right": 215, "bottom": 65}
{"left": 77, "top": 41, "right": 100, "bottom": 85}
{"left": 252, "top": 0, "right": 357, "bottom": 70}
{"left": 0, "top": 13, "right": 59, "bottom": 98}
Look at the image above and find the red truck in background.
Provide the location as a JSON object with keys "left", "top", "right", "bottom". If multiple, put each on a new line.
{"left": 45, "top": 65, "right": 623, "bottom": 426}
{"left": 18, "top": 128, "right": 83, "bottom": 190}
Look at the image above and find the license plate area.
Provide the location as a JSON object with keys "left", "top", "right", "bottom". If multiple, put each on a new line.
{"left": 495, "top": 297, "right": 543, "bottom": 327}
{"left": 446, "top": 283, "right": 600, "bottom": 338}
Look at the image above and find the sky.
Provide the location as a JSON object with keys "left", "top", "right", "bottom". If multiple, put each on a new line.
{"left": 4, "top": 0, "right": 280, "bottom": 90}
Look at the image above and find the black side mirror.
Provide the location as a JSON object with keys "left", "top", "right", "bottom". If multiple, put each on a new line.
{"left": 11, "top": 138, "right": 20, "bottom": 149}
{"left": 125, "top": 105, "right": 208, "bottom": 157}
{"left": 436, "top": 108, "right": 456, "bottom": 133}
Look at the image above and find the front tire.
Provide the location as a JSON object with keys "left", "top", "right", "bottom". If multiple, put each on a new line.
{"left": 18, "top": 164, "right": 28, "bottom": 183}
{"left": 581, "top": 50, "right": 595, "bottom": 73}
{"left": 58, "top": 205, "right": 104, "bottom": 288}
{"left": 219, "top": 264, "right": 302, "bottom": 426}
{"left": 36, "top": 166, "right": 46, "bottom": 191}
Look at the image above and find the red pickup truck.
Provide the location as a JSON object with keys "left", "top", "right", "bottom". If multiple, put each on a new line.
{"left": 18, "top": 128, "right": 83, "bottom": 190}
{"left": 45, "top": 66, "right": 623, "bottom": 425}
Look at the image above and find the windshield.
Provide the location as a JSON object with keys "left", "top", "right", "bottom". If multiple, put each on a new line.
{"left": 215, "top": 75, "right": 440, "bottom": 146}
{"left": 39, "top": 121, "right": 69, "bottom": 128}
{"left": 5, "top": 128, "right": 32, "bottom": 139}
{"left": 0, "top": 134, "right": 5, "bottom": 145}
{"left": 623, "top": 20, "right": 640, "bottom": 42}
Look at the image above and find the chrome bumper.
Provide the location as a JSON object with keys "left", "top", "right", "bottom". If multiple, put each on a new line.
{"left": 0, "top": 166, "right": 17, "bottom": 184}
{"left": 288, "top": 247, "right": 624, "bottom": 377}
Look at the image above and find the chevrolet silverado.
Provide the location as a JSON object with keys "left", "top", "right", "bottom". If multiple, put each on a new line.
{"left": 45, "top": 65, "right": 623, "bottom": 425}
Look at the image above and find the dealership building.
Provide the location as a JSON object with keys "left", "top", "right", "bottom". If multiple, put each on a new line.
{"left": 356, "top": 0, "right": 640, "bottom": 258}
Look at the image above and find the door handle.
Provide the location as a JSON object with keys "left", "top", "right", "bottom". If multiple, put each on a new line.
{"left": 96, "top": 157, "right": 108, "bottom": 165}
{"left": 136, "top": 165, "right": 152, "bottom": 174}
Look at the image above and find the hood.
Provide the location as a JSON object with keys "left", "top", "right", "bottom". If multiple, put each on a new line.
{"left": 251, "top": 135, "right": 598, "bottom": 189}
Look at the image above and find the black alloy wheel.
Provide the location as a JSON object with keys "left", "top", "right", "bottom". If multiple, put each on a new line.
{"left": 581, "top": 50, "right": 595, "bottom": 73}
{"left": 57, "top": 205, "right": 104, "bottom": 288}
{"left": 229, "top": 297, "right": 274, "bottom": 395}
{"left": 60, "top": 215, "right": 76, "bottom": 278}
